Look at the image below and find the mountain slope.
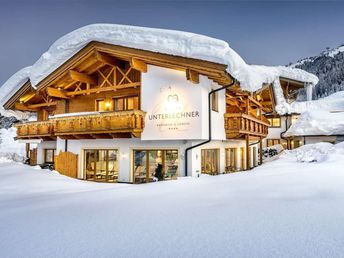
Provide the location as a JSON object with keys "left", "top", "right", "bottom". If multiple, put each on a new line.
{"left": 291, "top": 44, "right": 344, "bottom": 100}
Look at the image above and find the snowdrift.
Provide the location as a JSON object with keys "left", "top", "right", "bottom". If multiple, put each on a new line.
{"left": 285, "top": 110, "right": 344, "bottom": 137}
{"left": 283, "top": 142, "right": 344, "bottom": 163}
{"left": 0, "top": 128, "right": 26, "bottom": 162}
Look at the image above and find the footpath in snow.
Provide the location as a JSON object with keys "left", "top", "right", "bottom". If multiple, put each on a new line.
{"left": 1, "top": 142, "right": 344, "bottom": 258}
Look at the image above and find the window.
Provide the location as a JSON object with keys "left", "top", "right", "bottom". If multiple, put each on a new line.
{"left": 44, "top": 149, "right": 56, "bottom": 163}
{"left": 291, "top": 140, "right": 303, "bottom": 149}
{"left": 201, "top": 149, "right": 219, "bottom": 175}
{"left": 267, "top": 139, "right": 280, "bottom": 147}
{"left": 133, "top": 149, "right": 178, "bottom": 183}
{"left": 225, "top": 148, "right": 237, "bottom": 173}
{"left": 84, "top": 149, "right": 119, "bottom": 182}
{"left": 211, "top": 91, "right": 218, "bottom": 112}
{"left": 114, "top": 96, "right": 139, "bottom": 111}
{"left": 267, "top": 117, "right": 281, "bottom": 128}
{"left": 96, "top": 99, "right": 112, "bottom": 112}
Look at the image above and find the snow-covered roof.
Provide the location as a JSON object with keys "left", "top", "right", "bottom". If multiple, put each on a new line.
{"left": 290, "top": 91, "right": 344, "bottom": 114}
{"left": 0, "top": 24, "right": 318, "bottom": 110}
{"left": 0, "top": 67, "right": 30, "bottom": 107}
{"left": 284, "top": 110, "right": 344, "bottom": 137}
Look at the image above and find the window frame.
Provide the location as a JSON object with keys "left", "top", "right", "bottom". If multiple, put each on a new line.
{"left": 44, "top": 149, "right": 56, "bottom": 164}
{"left": 211, "top": 91, "right": 219, "bottom": 112}
{"left": 113, "top": 95, "right": 140, "bottom": 112}
{"left": 267, "top": 117, "right": 281, "bottom": 128}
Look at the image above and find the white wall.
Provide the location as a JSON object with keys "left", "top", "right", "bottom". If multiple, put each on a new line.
{"left": 36, "top": 141, "right": 56, "bottom": 164}
{"left": 141, "top": 65, "right": 226, "bottom": 141}
{"left": 59, "top": 138, "right": 188, "bottom": 182}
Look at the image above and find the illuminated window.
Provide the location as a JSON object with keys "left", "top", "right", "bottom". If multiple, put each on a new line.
{"left": 96, "top": 99, "right": 112, "bottom": 112}
{"left": 114, "top": 96, "right": 139, "bottom": 111}
{"left": 211, "top": 92, "right": 218, "bottom": 112}
{"left": 267, "top": 117, "right": 281, "bottom": 128}
{"left": 267, "top": 139, "right": 280, "bottom": 147}
{"left": 133, "top": 149, "right": 178, "bottom": 183}
{"left": 84, "top": 149, "right": 119, "bottom": 182}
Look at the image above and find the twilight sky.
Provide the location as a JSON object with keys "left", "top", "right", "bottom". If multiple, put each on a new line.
{"left": 1, "top": 0, "right": 344, "bottom": 85}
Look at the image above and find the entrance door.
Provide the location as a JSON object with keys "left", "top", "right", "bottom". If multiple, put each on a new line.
{"left": 201, "top": 149, "right": 219, "bottom": 175}
{"left": 225, "top": 148, "right": 237, "bottom": 173}
{"left": 84, "top": 149, "right": 119, "bottom": 182}
{"left": 29, "top": 148, "right": 37, "bottom": 166}
{"left": 133, "top": 149, "right": 178, "bottom": 183}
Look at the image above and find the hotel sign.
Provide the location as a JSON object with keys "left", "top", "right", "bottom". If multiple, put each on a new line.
{"left": 141, "top": 65, "right": 205, "bottom": 140}
{"left": 142, "top": 85, "right": 203, "bottom": 140}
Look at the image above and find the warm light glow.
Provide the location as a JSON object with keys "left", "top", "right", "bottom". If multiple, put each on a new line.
{"left": 105, "top": 101, "right": 112, "bottom": 108}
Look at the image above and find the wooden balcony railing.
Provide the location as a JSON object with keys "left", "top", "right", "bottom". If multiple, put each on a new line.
{"left": 15, "top": 110, "right": 146, "bottom": 140}
{"left": 224, "top": 113, "right": 270, "bottom": 139}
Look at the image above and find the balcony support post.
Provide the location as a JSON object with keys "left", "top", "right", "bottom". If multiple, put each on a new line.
{"left": 259, "top": 136, "right": 263, "bottom": 165}
{"left": 245, "top": 134, "right": 250, "bottom": 170}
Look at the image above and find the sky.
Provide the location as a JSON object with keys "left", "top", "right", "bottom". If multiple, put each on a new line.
{"left": 0, "top": 0, "right": 344, "bottom": 85}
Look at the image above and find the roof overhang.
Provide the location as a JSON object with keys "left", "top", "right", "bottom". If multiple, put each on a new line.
{"left": 35, "top": 41, "right": 233, "bottom": 92}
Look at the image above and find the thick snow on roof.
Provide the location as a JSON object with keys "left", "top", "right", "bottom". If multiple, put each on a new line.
{"left": 0, "top": 67, "right": 30, "bottom": 106}
{"left": 290, "top": 91, "right": 344, "bottom": 114}
{"left": 0, "top": 67, "right": 31, "bottom": 119}
{"left": 284, "top": 110, "right": 344, "bottom": 137}
{"left": 0, "top": 24, "right": 318, "bottom": 108}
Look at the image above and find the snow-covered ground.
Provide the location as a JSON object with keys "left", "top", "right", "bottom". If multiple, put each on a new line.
{"left": 1, "top": 143, "right": 344, "bottom": 258}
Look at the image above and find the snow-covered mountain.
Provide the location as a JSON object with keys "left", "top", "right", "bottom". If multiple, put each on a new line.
{"left": 290, "top": 44, "right": 344, "bottom": 100}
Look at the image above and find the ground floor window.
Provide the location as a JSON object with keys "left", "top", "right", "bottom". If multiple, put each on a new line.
{"left": 240, "top": 147, "right": 245, "bottom": 170}
{"left": 44, "top": 149, "right": 56, "bottom": 163}
{"left": 201, "top": 149, "right": 219, "bottom": 175}
{"left": 267, "top": 139, "right": 280, "bottom": 147}
{"left": 133, "top": 149, "right": 178, "bottom": 183}
{"left": 290, "top": 140, "right": 303, "bottom": 149}
{"left": 225, "top": 148, "right": 237, "bottom": 172}
{"left": 84, "top": 149, "right": 119, "bottom": 182}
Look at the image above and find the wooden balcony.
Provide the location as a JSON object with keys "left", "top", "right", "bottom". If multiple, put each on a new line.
{"left": 224, "top": 113, "right": 270, "bottom": 139}
{"left": 15, "top": 110, "right": 146, "bottom": 140}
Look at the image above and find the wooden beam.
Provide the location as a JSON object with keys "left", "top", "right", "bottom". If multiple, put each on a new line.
{"left": 19, "top": 92, "right": 36, "bottom": 103}
{"left": 94, "top": 51, "right": 121, "bottom": 67}
{"left": 186, "top": 69, "right": 199, "bottom": 84}
{"left": 68, "top": 70, "right": 97, "bottom": 85}
{"left": 47, "top": 87, "right": 70, "bottom": 99}
{"left": 15, "top": 103, "right": 37, "bottom": 112}
{"left": 65, "top": 82, "right": 141, "bottom": 96}
{"left": 27, "top": 101, "right": 57, "bottom": 109}
{"left": 130, "top": 58, "right": 147, "bottom": 73}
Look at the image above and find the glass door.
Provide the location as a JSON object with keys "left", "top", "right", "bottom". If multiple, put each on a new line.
{"left": 225, "top": 148, "right": 237, "bottom": 173}
{"left": 133, "top": 150, "right": 147, "bottom": 183}
{"left": 133, "top": 149, "right": 178, "bottom": 183}
{"left": 164, "top": 150, "right": 178, "bottom": 180}
{"left": 84, "top": 149, "right": 119, "bottom": 182}
{"left": 201, "top": 149, "right": 219, "bottom": 175}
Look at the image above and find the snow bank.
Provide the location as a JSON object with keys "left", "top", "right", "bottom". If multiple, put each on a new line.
{"left": 284, "top": 110, "right": 344, "bottom": 137}
{"left": 0, "top": 127, "right": 26, "bottom": 161}
{"left": 0, "top": 24, "right": 318, "bottom": 109}
{"left": 291, "top": 90, "right": 344, "bottom": 114}
{"left": 1, "top": 145, "right": 344, "bottom": 257}
{"left": 283, "top": 142, "right": 344, "bottom": 163}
